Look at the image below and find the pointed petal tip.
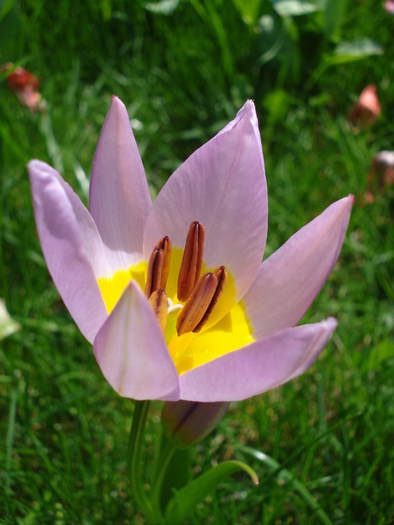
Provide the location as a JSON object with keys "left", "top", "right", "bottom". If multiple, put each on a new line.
{"left": 90, "top": 94, "right": 151, "bottom": 266}
{"left": 243, "top": 99, "right": 256, "bottom": 112}
{"left": 342, "top": 194, "right": 355, "bottom": 206}
{"left": 27, "top": 159, "right": 51, "bottom": 174}
{"left": 110, "top": 94, "right": 126, "bottom": 111}
{"left": 322, "top": 316, "right": 338, "bottom": 333}
{"left": 27, "top": 159, "right": 37, "bottom": 169}
{"left": 107, "top": 95, "right": 129, "bottom": 123}
{"left": 236, "top": 99, "right": 257, "bottom": 123}
{"left": 27, "top": 160, "right": 62, "bottom": 187}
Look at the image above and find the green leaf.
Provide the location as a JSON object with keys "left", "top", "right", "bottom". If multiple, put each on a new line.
{"left": 242, "top": 447, "right": 333, "bottom": 525}
{"left": 232, "top": 0, "right": 264, "bottom": 24}
{"left": 331, "top": 39, "right": 383, "bottom": 64}
{"left": 164, "top": 460, "right": 258, "bottom": 525}
{"left": 0, "top": 299, "right": 20, "bottom": 341}
{"left": 367, "top": 339, "right": 394, "bottom": 369}
{"left": 306, "top": 38, "right": 384, "bottom": 89}
{"left": 0, "top": 0, "right": 16, "bottom": 24}
{"left": 144, "top": 0, "right": 179, "bottom": 15}
{"left": 323, "top": 0, "right": 348, "bottom": 40}
{"left": 263, "top": 89, "right": 290, "bottom": 123}
{"left": 272, "top": 0, "right": 320, "bottom": 17}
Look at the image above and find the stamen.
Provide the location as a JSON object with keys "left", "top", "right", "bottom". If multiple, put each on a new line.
{"left": 177, "top": 221, "right": 205, "bottom": 302}
{"left": 157, "top": 236, "right": 172, "bottom": 290}
{"left": 176, "top": 272, "right": 217, "bottom": 336}
{"left": 145, "top": 247, "right": 164, "bottom": 297}
{"left": 148, "top": 289, "right": 168, "bottom": 335}
{"left": 176, "top": 266, "right": 227, "bottom": 336}
{"left": 193, "top": 266, "right": 227, "bottom": 333}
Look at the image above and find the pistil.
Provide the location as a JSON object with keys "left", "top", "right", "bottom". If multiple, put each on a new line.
{"left": 177, "top": 221, "right": 205, "bottom": 302}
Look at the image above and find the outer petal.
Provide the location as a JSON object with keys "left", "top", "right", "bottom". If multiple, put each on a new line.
{"left": 244, "top": 196, "right": 353, "bottom": 339}
{"left": 179, "top": 318, "right": 337, "bottom": 402}
{"left": 93, "top": 282, "right": 180, "bottom": 401}
{"left": 90, "top": 96, "right": 152, "bottom": 270}
{"left": 143, "top": 100, "right": 267, "bottom": 303}
{"left": 28, "top": 160, "right": 109, "bottom": 343}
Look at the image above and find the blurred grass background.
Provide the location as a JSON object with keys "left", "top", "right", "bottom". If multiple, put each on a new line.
{"left": 1, "top": 0, "right": 394, "bottom": 523}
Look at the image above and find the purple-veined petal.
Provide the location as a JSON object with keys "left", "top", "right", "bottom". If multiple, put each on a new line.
{"left": 244, "top": 196, "right": 353, "bottom": 339}
{"left": 28, "top": 160, "right": 109, "bottom": 343}
{"left": 179, "top": 318, "right": 337, "bottom": 402}
{"left": 143, "top": 100, "right": 267, "bottom": 304}
{"left": 93, "top": 281, "right": 180, "bottom": 401}
{"left": 90, "top": 96, "right": 152, "bottom": 270}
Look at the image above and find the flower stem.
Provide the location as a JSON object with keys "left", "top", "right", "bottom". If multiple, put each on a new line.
{"left": 127, "top": 400, "right": 158, "bottom": 523}
{"left": 150, "top": 438, "right": 177, "bottom": 514}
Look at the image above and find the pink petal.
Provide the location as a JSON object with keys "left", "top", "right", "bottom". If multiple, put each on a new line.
{"left": 179, "top": 318, "right": 337, "bottom": 402}
{"left": 90, "top": 96, "right": 152, "bottom": 269}
{"left": 93, "top": 282, "right": 180, "bottom": 401}
{"left": 244, "top": 196, "right": 353, "bottom": 339}
{"left": 28, "top": 160, "right": 109, "bottom": 343}
{"left": 143, "top": 100, "right": 267, "bottom": 303}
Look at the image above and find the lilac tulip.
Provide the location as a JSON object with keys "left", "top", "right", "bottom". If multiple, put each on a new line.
{"left": 28, "top": 97, "right": 353, "bottom": 403}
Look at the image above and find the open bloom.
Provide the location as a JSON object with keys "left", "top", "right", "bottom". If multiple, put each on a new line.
{"left": 28, "top": 97, "right": 353, "bottom": 402}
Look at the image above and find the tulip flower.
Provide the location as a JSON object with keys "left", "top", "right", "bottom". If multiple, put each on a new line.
{"left": 348, "top": 85, "right": 381, "bottom": 128}
{"left": 28, "top": 96, "right": 353, "bottom": 404}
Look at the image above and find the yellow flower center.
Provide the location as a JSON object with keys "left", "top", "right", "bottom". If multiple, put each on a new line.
{"left": 97, "top": 224, "right": 255, "bottom": 375}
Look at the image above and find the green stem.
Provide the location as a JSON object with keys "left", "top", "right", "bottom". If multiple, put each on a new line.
{"left": 151, "top": 438, "right": 177, "bottom": 515}
{"left": 127, "top": 400, "right": 158, "bottom": 523}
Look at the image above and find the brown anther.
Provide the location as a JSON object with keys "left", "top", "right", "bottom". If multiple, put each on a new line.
{"left": 148, "top": 289, "right": 168, "bottom": 335}
{"left": 176, "top": 272, "right": 217, "bottom": 336}
{"left": 176, "top": 266, "right": 227, "bottom": 336}
{"left": 157, "top": 236, "right": 172, "bottom": 290}
{"left": 145, "top": 247, "right": 164, "bottom": 297}
{"left": 177, "top": 221, "right": 205, "bottom": 302}
{"left": 193, "top": 266, "right": 227, "bottom": 333}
